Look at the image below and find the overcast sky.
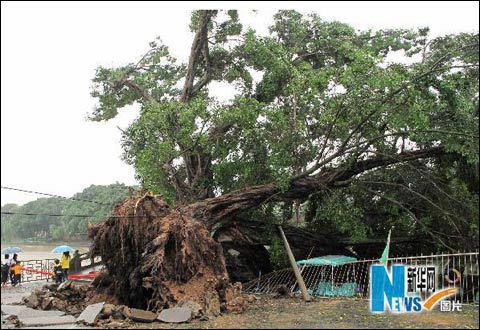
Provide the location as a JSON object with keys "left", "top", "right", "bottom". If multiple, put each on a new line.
{"left": 1, "top": 1, "right": 478, "bottom": 206}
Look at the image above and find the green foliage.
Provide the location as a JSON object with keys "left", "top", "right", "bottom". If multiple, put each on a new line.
{"left": 88, "top": 10, "right": 478, "bottom": 252}
{"left": 1, "top": 183, "right": 133, "bottom": 242}
{"left": 311, "top": 188, "right": 368, "bottom": 243}
{"left": 268, "top": 236, "right": 289, "bottom": 269}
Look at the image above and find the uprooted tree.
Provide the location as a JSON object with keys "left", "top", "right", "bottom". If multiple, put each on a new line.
{"left": 88, "top": 10, "right": 479, "bottom": 312}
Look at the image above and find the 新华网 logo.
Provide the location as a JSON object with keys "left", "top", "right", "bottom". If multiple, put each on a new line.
{"left": 370, "top": 264, "right": 460, "bottom": 313}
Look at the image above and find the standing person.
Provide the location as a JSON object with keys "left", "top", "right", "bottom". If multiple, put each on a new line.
{"left": 1, "top": 254, "right": 10, "bottom": 287}
{"left": 11, "top": 261, "right": 22, "bottom": 286}
{"left": 7, "top": 254, "right": 18, "bottom": 285}
{"left": 53, "top": 259, "right": 63, "bottom": 283}
{"left": 71, "top": 250, "right": 81, "bottom": 273}
{"left": 61, "top": 251, "right": 71, "bottom": 281}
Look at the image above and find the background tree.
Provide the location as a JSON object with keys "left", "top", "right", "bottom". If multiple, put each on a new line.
{"left": 1, "top": 183, "right": 134, "bottom": 242}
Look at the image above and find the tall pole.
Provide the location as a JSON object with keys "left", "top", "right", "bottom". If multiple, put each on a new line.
{"left": 278, "top": 225, "right": 312, "bottom": 302}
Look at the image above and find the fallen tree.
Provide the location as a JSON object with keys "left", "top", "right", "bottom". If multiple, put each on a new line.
{"left": 87, "top": 10, "right": 478, "bottom": 313}
{"left": 88, "top": 145, "right": 448, "bottom": 311}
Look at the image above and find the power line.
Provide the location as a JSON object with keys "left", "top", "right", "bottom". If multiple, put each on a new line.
{"left": 1, "top": 211, "right": 148, "bottom": 219}
{"left": 1, "top": 186, "right": 115, "bottom": 206}
{"left": 1, "top": 211, "right": 92, "bottom": 218}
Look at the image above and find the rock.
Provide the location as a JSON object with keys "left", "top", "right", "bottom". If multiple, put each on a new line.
{"left": 52, "top": 299, "right": 67, "bottom": 311}
{"left": 105, "top": 320, "right": 128, "bottom": 328}
{"left": 227, "top": 296, "right": 247, "bottom": 314}
{"left": 25, "top": 290, "right": 40, "bottom": 309}
{"left": 121, "top": 306, "right": 132, "bottom": 319}
{"left": 57, "top": 281, "right": 71, "bottom": 291}
{"left": 178, "top": 300, "right": 202, "bottom": 318}
{"left": 101, "top": 304, "right": 125, "bottom": 320}
{"left": 157, "top": 307, "right": 192, "bottom": 323}
{"left": 5, "top": 314, "right": 22, "bottom": 328}
{"left": 204, "top": 290, "right": 221, "bottom": 317}
{"left": 41, "top": 297, "right": 55, "bottom": 310}
{"left": 101, "top": 304, "right": 115, "bottom": 317}
{"left": 76, "top": 302, "right": 105, "bottom": 325}
{"left": 127, "top": 308, "right": 157, "bottom": 323}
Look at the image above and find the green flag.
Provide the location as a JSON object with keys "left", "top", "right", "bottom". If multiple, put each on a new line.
{"left": 379, "top": 228, "right": 392, "bottom": 265}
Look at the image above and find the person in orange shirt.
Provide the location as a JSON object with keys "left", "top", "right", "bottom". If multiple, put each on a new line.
{"left": 11, "top": 261, "right": 22, "bottom": 286}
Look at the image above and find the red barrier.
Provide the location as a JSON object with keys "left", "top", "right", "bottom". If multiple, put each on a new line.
{"left": 68, "top": 272, "right": 98, "bottom": 279}
{"left": 20, "top": 267, "right": 98, "bottom": 280}
{"left": 21, "top": 267, "right": 53, "bottom": 276}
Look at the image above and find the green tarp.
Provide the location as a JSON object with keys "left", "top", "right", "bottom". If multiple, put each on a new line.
{"left": 296, "top": 255, "right": 357, "bottom": 267}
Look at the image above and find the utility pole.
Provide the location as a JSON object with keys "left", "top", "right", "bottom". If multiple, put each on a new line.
{"left": 278, "top": 225, "right": 312, "bottom": 302}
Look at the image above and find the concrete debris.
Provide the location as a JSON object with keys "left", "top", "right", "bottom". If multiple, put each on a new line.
{"left": 1, "top": 305, "right": 75, "bottom": 327}
{"left": 157, "top": 307, "right": 192, "bottom": 323}
{"left": 178, "top": 300, "right": 202, "bottom": 318}
{"left": 124, "top": 308, "right": 157, "bottom": 323}
{"left": 76, "top": 302, "right": 105, "bottom": 325}
{"left": 22, "top": 281, "right": 94, "bottom": 317}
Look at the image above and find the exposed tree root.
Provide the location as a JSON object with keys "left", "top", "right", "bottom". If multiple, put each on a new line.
{"left": 89, "top": 195, "right": 237, "bottom": 315}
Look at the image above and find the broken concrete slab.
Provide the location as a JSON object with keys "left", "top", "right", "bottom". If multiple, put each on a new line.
{"left": 22, "top": 315, "right": 76, "bottom": 327}
{"left": 76, "top": 302, "right": 104, "bottom": 325}
{"left": 157, "top": 307, "right": 192, "bottom": 323}
{"left": 126, "top": 308, "right": 157, "bottom": 322}
{"left": 2, "top": 305, "right": 62, "bottom": 318}
{"left": 1, "top": 304, "right": 76, "bottom": 327}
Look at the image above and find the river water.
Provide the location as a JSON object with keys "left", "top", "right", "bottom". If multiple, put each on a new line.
{"left": 0, "top": 242, "right": 91, "bottom": 262}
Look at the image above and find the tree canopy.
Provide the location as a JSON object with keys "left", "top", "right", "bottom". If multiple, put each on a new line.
{"left": 89, "top": 10, "right": 479, "bottom": 252}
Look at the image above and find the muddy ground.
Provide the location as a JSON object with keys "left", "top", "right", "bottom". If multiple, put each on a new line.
{"left": 2, "top": 283, "right": 478, "bottom": 329}
{"left": 131, "top": 296, "right": 478, "bottom": 329}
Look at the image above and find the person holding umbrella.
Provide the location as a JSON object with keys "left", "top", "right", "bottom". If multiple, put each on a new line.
{"left": 8, "top": 254, "right": 18, "bottom": 285}
{"left": 1, "top": 247, "right": 22, "bottom": 286}
{"left": 61, "top": 251, "right": 71, "bottom": 280}
{"left": 2, "top": 254, "right": 10, "bottom": 287}
{"left": 52, "top": 245, "right": 75, "bottom": 281}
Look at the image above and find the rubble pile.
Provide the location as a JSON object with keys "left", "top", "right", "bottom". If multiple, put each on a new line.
{"left": 20, "top": 280, "right": 248, "bottom": 327}
{"left": 22, "top": 281, "right": 98, "bottom": 316}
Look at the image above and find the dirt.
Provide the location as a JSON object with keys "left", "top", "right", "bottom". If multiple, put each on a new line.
{"left": 2, "top": 282, "right": 478, "bottom": 329}
{"left": 130, "top": 296, "right": 479, "bottom": 329}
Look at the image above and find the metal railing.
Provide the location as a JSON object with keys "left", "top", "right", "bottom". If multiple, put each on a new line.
{"left": 5, "top": 253, "right": 104, "bottom": 284}
{"left": 244, "top": 251, "right": 479, "bottom": 304}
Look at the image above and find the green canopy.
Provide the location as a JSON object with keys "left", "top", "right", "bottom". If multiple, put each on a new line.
{"left": 297, "top": 255, "right": 357, "bottom": 267}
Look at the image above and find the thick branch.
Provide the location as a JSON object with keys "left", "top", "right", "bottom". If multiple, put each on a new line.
{"left": 187, "top": 145, "right": 445, "bottom": 229}
{"left": 181, "top": 10, "right": 214, "bottom": 102}
{"left": 122, "top": 79, "right": 154, "bottom": 102}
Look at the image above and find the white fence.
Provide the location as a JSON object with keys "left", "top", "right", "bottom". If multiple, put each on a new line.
{"left": 243, "top": 251, "right": 479, "bottom": 304}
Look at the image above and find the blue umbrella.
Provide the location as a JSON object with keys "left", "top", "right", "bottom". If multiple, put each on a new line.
{"left": 1, "top": 246, "right": 22, "bottom": 254}
{"left": 51, "top": 245, "right": 75, "bottom": 253}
